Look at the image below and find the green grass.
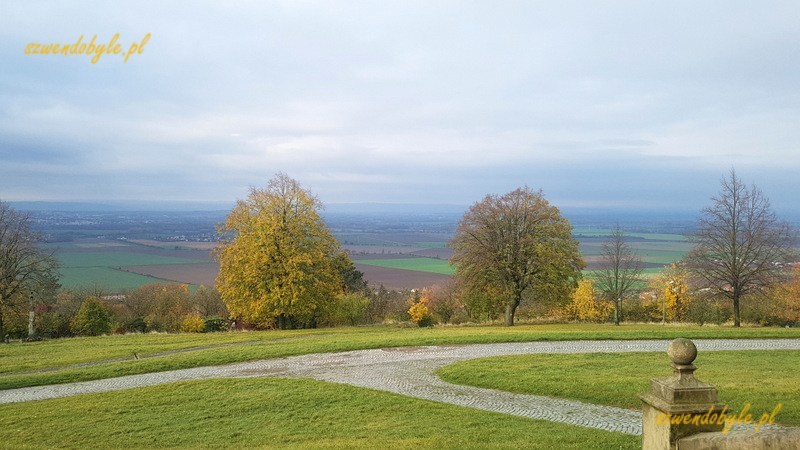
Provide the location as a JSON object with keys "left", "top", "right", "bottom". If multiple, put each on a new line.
{"left": 0, "top": 378, "right": 639, "bottom": 449}
{"left": 354, "top": 257, "right": 455, "bottom": 275}
{"left": 438, "top": 351, "right": 800, "bottom": 426}
{"left": 2, "top": 324, "right": 800, "bottom": 391}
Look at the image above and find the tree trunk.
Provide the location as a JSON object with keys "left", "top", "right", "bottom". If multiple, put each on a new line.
{"left": 504, "top": 296, "right": 520, "bottom": 326}
{"left": 28, "top": 310, "right": 35, "bottom": 339}
{"left": 613, "top": 298, "right": 621, "bottom": 326}
{"left": 504, "top": 304, "right": 515, "bottom": 326}
{"left": 277, "top": 313, "right": 286, "bottom": 330}
{"left": 733, "top": 293, "right": 741, "bottom": 327}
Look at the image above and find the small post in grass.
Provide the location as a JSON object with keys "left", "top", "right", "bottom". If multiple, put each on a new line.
{"left": 639, "top": 338, "right": 724, "bottom": 449}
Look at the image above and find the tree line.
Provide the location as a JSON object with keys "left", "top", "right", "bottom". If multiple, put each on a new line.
{"left": 1, "top": 169, "right": 797, "bottom": 339}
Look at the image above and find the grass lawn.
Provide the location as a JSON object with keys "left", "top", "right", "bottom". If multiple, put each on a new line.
{"left": 0, "top": 378, "right": 639, "bottom": 449}
{"left": 2, "top": 324, "right": 800, "bottom": 390}
{"left": 353, "top": 257, "right": 455, "bottom": 275}
{"left": 3, "top": 326, "right": 798, "bottom": 449}
{"left": 438, "top": 350, "right": 800, "bottom": 426}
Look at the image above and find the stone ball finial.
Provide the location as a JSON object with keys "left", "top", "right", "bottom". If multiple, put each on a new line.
{"left": 668, "top": 338, "right": 697, "bottom": 365}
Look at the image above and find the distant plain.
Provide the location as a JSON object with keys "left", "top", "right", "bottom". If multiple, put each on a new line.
{"left": 49, "top": 229, "right": 693, "bottom": 292}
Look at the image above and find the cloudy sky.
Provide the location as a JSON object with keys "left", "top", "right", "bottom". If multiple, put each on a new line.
{"left": 1, "top": 1, "right": 799, "bottom": 213}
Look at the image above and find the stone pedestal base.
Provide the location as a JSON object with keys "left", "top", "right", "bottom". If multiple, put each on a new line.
{"left": 639, "top": 338, "right": 725, "bottom": 450}
{"left": 640, "top": 401, "right": 725, "bottom": 449}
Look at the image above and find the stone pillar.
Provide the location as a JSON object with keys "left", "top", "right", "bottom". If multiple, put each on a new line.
{"left": 639, "top": 338, "right": 725, "bottom": 450}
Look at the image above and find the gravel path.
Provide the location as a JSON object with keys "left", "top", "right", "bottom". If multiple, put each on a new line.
{"left": 3, "top": 338, "right": 799, "bottom": 435}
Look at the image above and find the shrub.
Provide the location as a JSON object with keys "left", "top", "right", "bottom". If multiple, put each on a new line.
{"left": 408, "top": 291, "right": 434, "bottom": 327}
{"left": 127, "top": 317, "right": 148, "bottom": 333}
{"left": 318, "top": 293, "right": 371, "bottom": 327}
{"left": 622, "top": 298, "right": 660, "bottom": 323}
{"left": 70, "top": 297, "right": 112, "bottom": 336}
{"left": 427, "top": 283, "right": 464, "bottom": 324}
{"left": 367, "top": 286, "right": 410, "bottom": 323}
{"left": 203, "top": 317, "right": 229, "bottom": 332}
{"left": 180, "top": 313, "right": 205, "bottom": 333}
{"left": 686, "top": 299, "right": 730, "bottom": 325}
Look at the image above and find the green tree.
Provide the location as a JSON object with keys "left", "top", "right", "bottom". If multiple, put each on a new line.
{"left": 593, "top": 227, "right": 644, "bottom": 325}
{"left": 215, "top": 173, "right": 346, "bottom": 329}
{"left": 686, "top": 170, "right": 796, "bottom": 327}
{"left": 70, "top": 297, "right": 112, "bottom": 336}
{"left": 336, "top": 254, "right": 368, "bottom": 294}
{"left": 451, "top": 187, "right": 583, "bottom": 326}
{"left": 0, "top": 201, "right": 59, "bottom": 338}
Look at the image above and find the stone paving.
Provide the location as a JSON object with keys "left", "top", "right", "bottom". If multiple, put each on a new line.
{"left": 3, "top": 339, "right": 799, "bottom": 435}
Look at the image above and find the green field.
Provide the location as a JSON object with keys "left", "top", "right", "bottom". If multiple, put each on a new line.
{"left": 57, "top": 267, "right": 169, "bottom": 290}
{"left": 355, "top": 257, "right": 455, "bottom": 275}
{"left": 579, "top": 238, "right": 693, "bottom": 265}
{"left": 413, "top": 241, "right": 449, "bottom": 248}
{"left": 573, "top": 228, "right": 690, "bottom": 242}
{"left": 57, "top": 251, "right": 201, "bottom": 268}
{"left": 48, "top": 241, "right": 210, "bottom": 291}
{"left": 44, "top": 228, "right": 696, "bottom": 291}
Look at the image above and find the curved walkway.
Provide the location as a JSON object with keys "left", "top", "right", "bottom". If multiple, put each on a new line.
{"left": 3, "top": 339, "right": 799, "bottom": 435}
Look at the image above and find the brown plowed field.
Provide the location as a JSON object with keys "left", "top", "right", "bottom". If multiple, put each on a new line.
{"left": 354, "top": 263, "right": 452, "bottom": 290}
{"left": 122, "top": 263, "right": 219, "bottom": 286}
{"left": 124, "top": 261, "right": 449, "bottom": 291}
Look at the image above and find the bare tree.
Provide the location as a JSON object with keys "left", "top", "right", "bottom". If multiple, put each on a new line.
{"left": 450, "top": 187, "right": 583, "bottom": 326}
{"left": 0, "top": 201, "right": 59, "bottom": 338}
{"left": 594, "top": 226, "right": 644, "bottom": 325}
{"left": 686, "top": 170, "right": 796, "bottom": 327}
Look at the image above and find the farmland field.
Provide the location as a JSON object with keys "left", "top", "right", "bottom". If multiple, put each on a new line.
{"left": 51, "top": 239, "right": 214, "bottom": 291}
{"left": 46, "top": 227, "right": 697, "bottom": 292}
{"left": 57, "top": 267, "right": 168, "bottom": 290}
{"left": 354, "top": 257, "right": 454, "bottom": 275}
{"left": 578, "top": 233, "right": 692, "bottom": 269}
{"left": 354, "top": 263, "right": 453, "bottom": 290}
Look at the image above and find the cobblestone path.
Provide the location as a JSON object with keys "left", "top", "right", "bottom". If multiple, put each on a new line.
{"left": 3, "top": 339, "right": 799, "bottom": 435}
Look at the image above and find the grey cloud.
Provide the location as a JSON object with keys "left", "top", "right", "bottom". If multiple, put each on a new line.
{"left": 0, "top": 1, "right": 798, "bottom": 212}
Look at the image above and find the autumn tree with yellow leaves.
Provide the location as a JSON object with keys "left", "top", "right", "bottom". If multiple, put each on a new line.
{"left": 215, "top": 174, "right": 347, "bottom": 329}
{"left": 658, "top": 263, "right": 693, "bottom": 322}
{"left": 564, "top": 279, "right": 611, "bottom": 322}
{"left": 407, "top": 289, "right": 433, "bottom": 327}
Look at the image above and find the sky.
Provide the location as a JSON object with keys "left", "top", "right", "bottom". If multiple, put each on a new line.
{"left": 1, "top": 1, "right": 799, "bottom": 214}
